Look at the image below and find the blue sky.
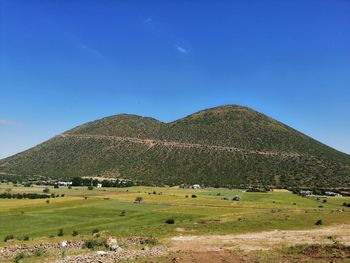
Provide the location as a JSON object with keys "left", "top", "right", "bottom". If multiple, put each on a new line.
{"left": 0, "top": 0, "right": 349, "bottom": 158}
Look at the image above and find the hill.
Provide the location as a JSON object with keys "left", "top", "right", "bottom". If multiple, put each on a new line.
{"left": 0, "top": 105, "right": 349, "bottom": 187}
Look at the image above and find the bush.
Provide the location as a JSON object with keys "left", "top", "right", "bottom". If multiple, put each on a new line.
{"left": 33, "top": 248, "right": 44, "bottom": 257}
{"left": 14, "top": 252, "right": 26, "bottom": 263}
{"left": 232, "top": 195, "right": 241, "bottom": 201}
{"left": 315, "top": 219, "right": 323, "bottom": 225}
{"left": 4, "top": 234, "right": 14, "bottom": 242}
{"left": 23, "top": 235, "right": 29, "bottom": 241}
{"left": 82, "top": 239, "right": 107, "bottom": 249}
{"left": 87, "top": 186, "right": 93, "bottom": 190}
{"left": 120, "top": 210, "right": 126, "bottom": 216}
{"left": 72, "top": 230, "right": 79, "bottom": 237}
{"left": 165, "top": 218, "right": 175, "bottom": 224}
{"left": 58, "top": 229, "right": 64, "bottom": 236}
{"left": 135, "top": 196, "right": 142, "bottom": 203}
{"left": 140, "top": 236, "right": 157, "bottom": 245}
{"left": 92, "top": 229, "right": 99, "bottom": 235}
{"left": 191, "top": 194, "right": 197, "bottom": 198}
{"left": 82, "top": 239, "right": 97, "bottom": 249}
{"left": 43, "top": 188, "right": 50, "bottom": 193}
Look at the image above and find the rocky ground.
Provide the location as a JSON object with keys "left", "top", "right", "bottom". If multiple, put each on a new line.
{"left": 58, "top": 246, "right": 167, "bottom": 263}
{"left": 0, "top": 240, "right": 83, "bottom": 260}
{"left": 1, "top": 225, "right": 350, "bottom": 262}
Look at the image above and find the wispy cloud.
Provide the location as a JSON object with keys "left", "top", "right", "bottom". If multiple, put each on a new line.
{"left": 81, "top": 45, "right": 104, "bottom": 59}
{"left": 175, "top": 45, "right": 189, "bottom": 54}
{"left": 144, "top": 17, "right": 152, "bottom": 23}
{"left": 0, "top": 119, "right": 21, "bottom": 126}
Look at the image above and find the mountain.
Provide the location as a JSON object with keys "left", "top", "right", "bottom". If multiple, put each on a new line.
{"left": 1, "top": 105, "right": 349, "bottom": 188}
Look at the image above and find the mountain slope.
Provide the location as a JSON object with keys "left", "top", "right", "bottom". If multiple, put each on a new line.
{"left": 1, "top": 105, "right": 349, "bottom": 187}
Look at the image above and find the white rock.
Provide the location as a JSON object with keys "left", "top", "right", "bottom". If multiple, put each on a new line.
{"left": 96, "top": 250, "right": 108, "bottom": 256}
{"left": 61, "top": 241, "right": 68, "bottom": 247}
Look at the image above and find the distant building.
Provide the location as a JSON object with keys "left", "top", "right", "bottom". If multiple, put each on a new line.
{"left": 58, "top": 181, "right": 72, "bottom": 187}
{"left": 192, "top": 184, "right": 201, "bottom": 189}
{"left": 300, "top": 190, "right": 312, "bottom": 196}
{"left": 325, "top": 191, "right": 342, "bottom": 197}
{"left": 97, "top": 183, "right": 102, "bottom": 188}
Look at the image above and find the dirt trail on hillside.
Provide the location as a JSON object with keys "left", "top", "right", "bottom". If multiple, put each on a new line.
{"left": 60, "top": 134, "right": 302, "bottom": 158}
{"left": 169, "top": 224, "right": 350, "bottom": 252}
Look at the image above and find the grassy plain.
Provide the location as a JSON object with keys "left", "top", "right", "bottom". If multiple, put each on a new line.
{"left": 0, "top": 183, "right": 349, "bottom": 245}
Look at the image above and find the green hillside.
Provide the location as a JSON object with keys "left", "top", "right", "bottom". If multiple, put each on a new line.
{"left": 1, "top": 105, "right": 349, "bottom": 187}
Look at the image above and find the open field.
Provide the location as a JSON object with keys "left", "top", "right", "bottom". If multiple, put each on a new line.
{"left": 0, "top": 184, "right": 350, "bottom": 262}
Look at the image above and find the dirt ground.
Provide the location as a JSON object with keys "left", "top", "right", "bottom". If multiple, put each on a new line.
{"left": 154, "top": 224, "right": 350, "bottom": 263}
{"left": 169, "top": 224, "right": 350, "bottom": 252}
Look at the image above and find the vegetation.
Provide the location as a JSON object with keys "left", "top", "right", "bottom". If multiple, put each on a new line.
{"left": 1, "top": 105, "right": 349, "bottom": 188}
{"left": 4, "top": 234, "right": 14, "bottom": 242}
{"left": 0, "top": 184, "right": 349, "bottom": 244}
{"left": 165, "top": 218, "right": 175, "bottom": 224}
{"left": 82, "top": 238, "right": 107, "bottom": 249}
{"left": 0, "top": 192, "right": 51, "bottom": 199}
{"left": 57, "top": 229, "right": 64, "bottom": 236}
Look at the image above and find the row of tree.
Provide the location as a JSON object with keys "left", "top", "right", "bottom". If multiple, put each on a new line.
{"left": 0, "top": 192, "right": 64, "bottom": 199}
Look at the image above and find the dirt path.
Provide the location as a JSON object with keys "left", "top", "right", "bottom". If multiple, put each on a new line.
{"left": 169, "top": 224, "right": 350, "bottom": 252}
{"left": 60, "top": 133, "right": 302, "bottom": 158}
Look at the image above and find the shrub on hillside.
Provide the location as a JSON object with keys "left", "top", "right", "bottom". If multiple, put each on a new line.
{"left": 87, "top": 186, "right": 93, "bottom": 190}
{"left": 92, "top": 229, "right": 100, "bottom": 236}
{"left": 232, "top": 195, "right": 241, "bottom": 201}
{"left": 134, "top": 196, "right": 143, "bottom": 203}
{"left": 72, "top": 230, "right": 79, "bottom": 237}
{"left": 4, "top": 234, "right": 14, "bottom": 242}
{"left": 165, "top": 218, "right": 175, "bottom": 224}
{"left": 82, "top": 239, "right": 107, "bottom": 249}
{"left": 315, "top": 219, "right": 323, "bottom": 225}
{"left": 43, "top": 188, "right": 50, "bottom": 193}
{"left": 57, "top": 229, "right": 64, "bottom": 236}
{"left": 140, "top": 236, "right": 157, "bottom": 245}
{"left": 14, "top": 252, "right": 26, "bottom": 263}
{"left": 191, "top": 194, "right": 197, "bottom": 198}
{"left": 33, "top": 248, "right": 44, "bottom": 257}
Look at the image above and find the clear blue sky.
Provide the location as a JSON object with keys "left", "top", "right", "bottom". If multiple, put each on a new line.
{"left": 0, "top": 0, "right": 349, "bottom": 158}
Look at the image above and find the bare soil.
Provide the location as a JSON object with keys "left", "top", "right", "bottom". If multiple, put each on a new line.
{"left": 169, "top": 224, "right": 350, "bottom": 252}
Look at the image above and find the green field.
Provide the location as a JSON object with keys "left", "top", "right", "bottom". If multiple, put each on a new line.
{"left": 1, "top": 184, "right": 349, "bottom": 244}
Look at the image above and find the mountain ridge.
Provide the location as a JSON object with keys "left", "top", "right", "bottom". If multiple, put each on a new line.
{"left": 1, "top": 105, "right": 349, "bottom": 187}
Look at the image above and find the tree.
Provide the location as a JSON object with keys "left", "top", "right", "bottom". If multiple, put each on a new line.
{"left": 72, "top": 177, "right": 82, "bottom": 186}
{"left": 165, "top": 218, "right": 175, "bottom": 224}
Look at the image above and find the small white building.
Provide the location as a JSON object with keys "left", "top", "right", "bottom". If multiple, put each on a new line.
{"left": 192, "top": 184, "right": 201, "bottom": 189}
{"left": 300, "top": 190, "right": 312, "bottom": 196}
{"left": 58, "top": 181, "right": 72, "bottom": 187}
{"left": 325, "top": 191, "right": 342, "bottom": 197}
{"left": 97, "top": 183, "right": 102, "bottom": 188}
